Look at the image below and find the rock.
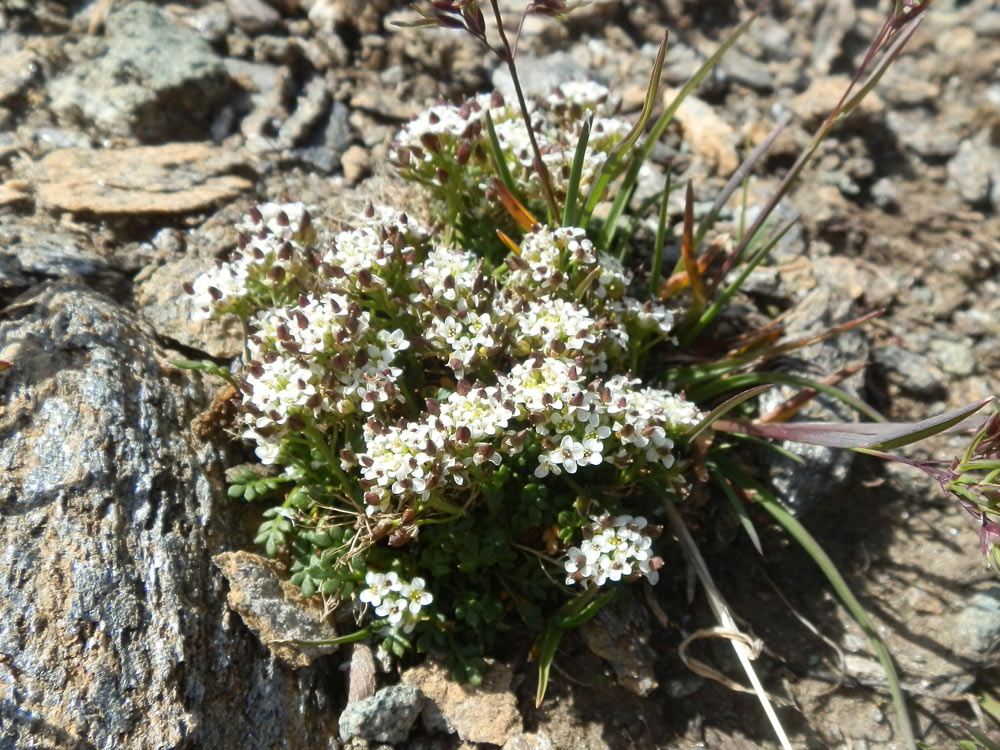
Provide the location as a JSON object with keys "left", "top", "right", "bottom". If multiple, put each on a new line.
{"left": 278, "top": 75, "right": 331, "bottom": 149}
{"left": 580, "top": 600, "right": 658, "bottom": 697}
{"left": 810, "top": 0, "right": 855, "bottom": 75}
{"left": 48, "top": 2, "right": 232, "bottom": 142}
{"left": 947, "top": 135, "right": 999, "bottom": 208}
{"left": 0, "top": 45, "right": 40, "bottom": 104}
{"left": 338, "top": 685, "right": 424, "bottom": 744}
{"left": 885, "top": 110, "right": 961, "bottom": 161}
{"left": 879, "top": 57, "right": 941, "bottom": 106}
{"left": 0, "top": 280, "right": 341, "bottom": 749}
{"left": 870, "top": 176, "right": 900, "bottom": 211}
{"left": 134, "top": 255, "right": 245, "bottom": 358}
{"left": 401, "top": 659, "right": 521, "bottom": 745}
{"left": 212, "top": 551, "right": 341, "bottom": 667}
{"left": 956, "top": 585, "right": 1000, "bottom": 654}
{"left": 0, "top": 221, "right": 109, "bottom": 289}
{"left": 665, "top": 88, "right": 739, "bottom": 177}
{"left": 341, "top": 144, "right": 373, "bottom": 185}
{"left": 32, "top": 143, "right": 252, "bottom": 215}
{"left": 226, "top": 0, "right": 282, "bottom": 34}
{"left": 504, "top": 732, "right": 555, "bottom": 750}
{"left": 491, "top": 50, "right": 594, "bottom": 101}
{"left": 0, "top": 179, "right": 31, "bottom": 208}
{"left": 790, "top": 75, "right": 883, "bottom": 129}
{"left": 872, "top": 345, "right": 946, "bottom": 399}
{"left": 718, "top": 49, "right": 774, "bottom": 91}
{"left": 173, "top": 1, "right": 232, "bottom": 43}
{"left": 928, "top": 336, "right": 978, "bottom": 377}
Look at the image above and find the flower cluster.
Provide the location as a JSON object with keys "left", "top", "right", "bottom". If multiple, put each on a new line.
{"left": 359, "top": 571, "right": 433, "bottom": 634}
{"left": 389, "top": 82, "right": 633, "bottom": 237}
{"left": 564, "top": 515, "right": 663, "bottom": 587}
{"left": 186, "top": 81, "right": 701, "bottom": 666}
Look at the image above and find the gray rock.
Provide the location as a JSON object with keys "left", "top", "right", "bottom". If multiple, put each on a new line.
{"left": 956, "top": 585, "right": 1000, "bottom": 653}
{"left": 720, "top": 52, "right": 774, "bottom": 91}
{"left": 293, "top": 99, "right": 354, "bottom": 173}
{"left": 0, "top": 281, "right": 340, "bottom": 749}
{"left": 339, "top": 685, "right": 424, "bottom": 744}
{"left": 870, "top": 176, "right": 900, "bottom": 211}
{"left": 226, "top": 0, "right": 283, "bottom": 34}
{"left": 179, "top": 1, "right": 232, "bottom": 43}
{"left": 134, "top": 255, "right": 245, "bottom": 358}
{"left": 886, "top": 110, "right": 960, "bottom": 161}
{"left": 491, "top": 51, "right": 601, "bottom": 101}
{"left": 0, "top": 223, "right": 109, "bottom": 289}
{"left": 947, "top": 136, "right": 997, "bottom": 207}
{"left": 48, "top": 2, "right": 232, "bottom": 142}
{"left": 928, "top": 336, "right": 977, "bottom": 377}
{"left": 580, "top": 600, "right": 658, "bottom": 696}
{"left": 278, "top": 75, "right": 331, "bottom": 149}
{"left": 872, "top": 345, "right": 945, "bottom": 398}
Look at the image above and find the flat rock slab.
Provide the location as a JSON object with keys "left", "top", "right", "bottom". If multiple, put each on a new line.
{"left": 32, "top": 143, "right": 252, "bottom": 215}
{"left": 213, "top": 551, "right": 341, "bottom": 668}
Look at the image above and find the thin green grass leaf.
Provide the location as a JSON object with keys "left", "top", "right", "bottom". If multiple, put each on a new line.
{"left": 728, "top": 399, "right": 993, "bottom": 450}
{"left": 562, "top": 112, "right": 592, "bottom": 227}
{"left": 484, "top": 110, "right": 519, "bottom": 198}
{"left": 680, "top": 217, "right": 799, "bottom": 347}
{"left": 687, "top": 371, "right": 884, "bottom": 423}
{"left": 612, "top": 185, "right": 666, "bottom": 261}
{"left": 710, "top": 454, "right": 916, "bottom": 750}
{"left": 535, "top": 618, "right": 564, "bottom": 707}
{"left": 600, "top": 154, "right": 644, "bottom": 254}
{"left": 707, "top": 462, "right": 763, "bottom": 554}
{"left": 582, "top": 29, "right": 669, "bottom": 221}
{"left": 648, "top": 170, "right": 672, "bottom": 296}
{"left": 590, "top": 5, "right": 765, "bottom": 232}
{"left": 687, "top": 384, "right": 773, "bottom": 443}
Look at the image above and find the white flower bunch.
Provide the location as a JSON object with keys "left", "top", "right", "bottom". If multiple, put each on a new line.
{"left": 564, "top": 514, "right": 663, "bottom": 587}
{"left": 390, "top": 82, "right": 633, "bottom": 228}
{"left": 185, "top": 202, "right": 319, "bottom": 321}
{"left": 186, "top": 82, "right": 703, "bottom": 652}
{"left": 359, "top": 571, "right": 433, "bottom": 634}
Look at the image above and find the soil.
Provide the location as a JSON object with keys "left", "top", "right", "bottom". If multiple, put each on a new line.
{"left": 2, "top": 0, "right": 999, "bottom": 748}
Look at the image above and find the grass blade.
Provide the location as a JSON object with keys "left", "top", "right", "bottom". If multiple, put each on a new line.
{"left": 708, "top": 462, "right": 763, "bottom": 554}
{"left": 648, "top": 170, "right": 672, "bottom": 297}
{"left": 687, "top": 371, "right": 885, "bottom": 424}
{"left": 484, "top": 110, "right": 518, "bottom": 199}
{"left": 591, "top": 4, "right": 766, "bottom": 236}
{"left": 562, "top": 112, "right": 592, "bottom": 227}
{"left": 582, "top": 30, "right": 669, "bottom": 221}
{"left": 679, "top": 217, "right": 799, "bottom": 347}
{"left": 710, "top": 454, "right": 917, "bottom": 750}
{"left": 687, "top": 384, "right": 773, "bottom": 443}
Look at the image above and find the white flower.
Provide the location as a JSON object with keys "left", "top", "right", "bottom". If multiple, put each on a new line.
{"left": 564, "top": 514, "right": 660, "bottom": 588}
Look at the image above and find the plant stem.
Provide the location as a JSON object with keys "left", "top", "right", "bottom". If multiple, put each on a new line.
{"left": 487, "top": 0, "right": 560, "bottom": 220}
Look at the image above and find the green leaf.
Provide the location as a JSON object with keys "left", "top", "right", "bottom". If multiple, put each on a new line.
{"left": 170, "top": 358, "right": 238, "bottom": 386}
{"left": 535, "top": 618, "right": 565, "bottom": 707}
{"left": 730, "top": 399, "right": 993, "bottom": 450}
{"left": 711, "top": 454, "right": 916, "bottom": 750}
{"left": 707, "top": 462, "right": 762, "bottom": 555}
{"left": 561, "top": 112, "right": 592, "bottom": 228}
{"left": 484, "top": 110, "right": 518, "bottom": 199}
